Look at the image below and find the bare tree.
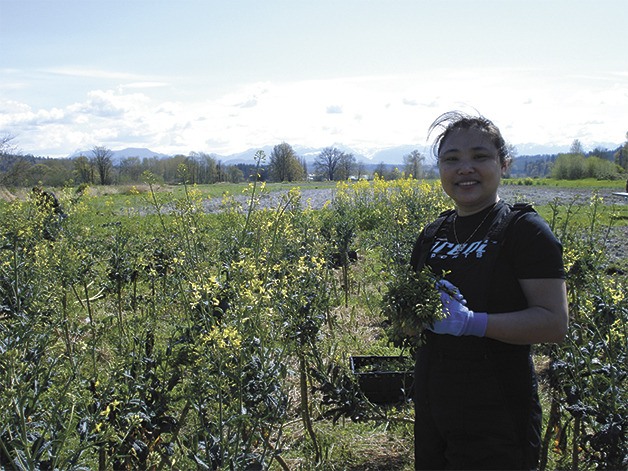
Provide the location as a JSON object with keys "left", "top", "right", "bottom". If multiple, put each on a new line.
{"left": 0, "top": 134, "right": 24, "bottom": 185}
{"left": 403, "top": 150, "right": 425, "bottom": 179}
{"left": 91, "top": 146, "right": 113, "bottom": 185}
{"left": 373, "top": 162, "right": 389, "bottom": 180}
{"left": 336, "top": 152, "right": 356, "bottom": 181}
{"left": 570, "top": 139, "right": 585, "bottom": 156}
{"left": 355, "top": 161, "right": 366, "bottom": 180}
{"left": 0, "top": 134, "right": 19, "bottom": 156}
{"left": 315, "top": 147, "right": 345, "bottom": 181}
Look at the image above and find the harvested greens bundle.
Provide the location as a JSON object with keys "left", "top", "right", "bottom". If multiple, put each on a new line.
{"left": 382, "top": 266, "right": 444, "bottom": 350}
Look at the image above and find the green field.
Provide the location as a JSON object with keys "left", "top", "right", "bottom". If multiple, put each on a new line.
{"left": 503, "top": 177, "right": 627, "bottom": 189}
{"left": 0, "top": 178, "right": 625, "bottom": 470}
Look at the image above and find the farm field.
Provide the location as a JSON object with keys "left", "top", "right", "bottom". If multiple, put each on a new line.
{"left": 0, "top": 178, "right": 626, "bottom": 470}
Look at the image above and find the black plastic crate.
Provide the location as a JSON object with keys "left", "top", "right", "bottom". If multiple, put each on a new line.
{"left": 350, "top": 355, "right": 414, "bottom": 404}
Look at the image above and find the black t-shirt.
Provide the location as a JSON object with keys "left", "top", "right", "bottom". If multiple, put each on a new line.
{"left": 411, "top": 200, "right": 565, "bottom": 356}
{"left": 414, "top": 200, "right": 564, "bottom": 316}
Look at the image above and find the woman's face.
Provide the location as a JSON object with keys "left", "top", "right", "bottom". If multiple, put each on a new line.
{"left": 437, "top": 127, "right": 506, "bottom": 216}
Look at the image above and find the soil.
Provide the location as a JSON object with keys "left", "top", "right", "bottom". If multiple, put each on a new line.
{"left": 210, "top": 185, "right": 627, "bottom": 212}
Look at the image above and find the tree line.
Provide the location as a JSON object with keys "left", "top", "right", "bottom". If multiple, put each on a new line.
{"left": 1, "top": 135, "right": 626, "bottom": 188}
{"left": 0, "top": 138, "right": 431, "bottom": 188}
{"left": 548, "top": 138, "right": 628, "bottom": 180}
{"left": 514, "top": 138, "right": 627, "bottom": 180}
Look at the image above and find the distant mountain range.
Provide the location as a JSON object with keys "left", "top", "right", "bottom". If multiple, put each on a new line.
{"left": 67, "top": 141, "right": 622, "bottom": 166}
{"left": 68, "top": 147, "right": 171, "bottom": 161}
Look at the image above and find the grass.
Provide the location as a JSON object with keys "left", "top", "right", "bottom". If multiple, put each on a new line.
{"left": 504, "top": 177, "right": 627, "bottom": 189}
{"left": 276, "top": 419, "right": 414, "bottom": 470}
{"left": 2, "top": 177, "right": 626, "bottom": 212}
{"left": 535, "top": 202, "right": 628, "bottom": 232}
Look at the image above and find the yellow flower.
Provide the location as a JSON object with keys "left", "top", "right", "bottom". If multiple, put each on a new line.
{"left": 205, "top": 325, "right": 242, "bottom": 350}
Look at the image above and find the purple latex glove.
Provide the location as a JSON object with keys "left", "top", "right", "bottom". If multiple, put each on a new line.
{"left": 429, "top": 282, "right": 488, "bottom": 337}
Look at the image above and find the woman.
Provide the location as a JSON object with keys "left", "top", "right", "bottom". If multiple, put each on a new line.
{"left": 411, "top": 112, "right": 568, "bottom": 470}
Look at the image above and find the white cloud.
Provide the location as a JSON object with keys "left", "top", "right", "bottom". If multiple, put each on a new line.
{"left": 1, "top": 68, "right": 626, "bottom": 158}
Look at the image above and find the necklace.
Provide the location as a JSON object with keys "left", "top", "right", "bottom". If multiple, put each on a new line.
{"left": 452, "top": 205, "right": 495, "bottom": 246}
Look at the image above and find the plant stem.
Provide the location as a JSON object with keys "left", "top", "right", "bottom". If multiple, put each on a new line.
{"left": 540, "top": 396, "right": 561, "bottom": 470}
{"left": 299, "top": 354, "right": 321, "bottom": 464}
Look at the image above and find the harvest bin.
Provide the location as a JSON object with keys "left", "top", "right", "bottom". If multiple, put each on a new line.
{"left": 350, "top": 355, "right": 414, "bottom": 404}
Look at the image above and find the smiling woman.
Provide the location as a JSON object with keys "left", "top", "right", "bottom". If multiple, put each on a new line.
{"left": 410, "top": 111, "right": 568, "bottom": 470}
{"left": 430, "top": 113, "right": 512, "bottom": 214}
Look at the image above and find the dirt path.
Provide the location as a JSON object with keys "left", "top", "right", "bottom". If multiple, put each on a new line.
{"left": 296, "top": 185, "right": 628, "bottom": 209}
{"left": 497, "top": 185, "right": 628, "bottom": 207}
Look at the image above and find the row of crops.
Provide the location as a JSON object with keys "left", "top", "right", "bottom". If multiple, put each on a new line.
{"left": 0, "top": 174, "right": 626, "bottom": 470}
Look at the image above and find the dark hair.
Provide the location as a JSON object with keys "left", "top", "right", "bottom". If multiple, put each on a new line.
{"left": 428, "top": 111, "right": 511, "bottom": 166}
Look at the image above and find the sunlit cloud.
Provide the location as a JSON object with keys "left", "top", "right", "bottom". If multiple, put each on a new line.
{"left": 1, "top": 68, "right": 626, "bottom": 158}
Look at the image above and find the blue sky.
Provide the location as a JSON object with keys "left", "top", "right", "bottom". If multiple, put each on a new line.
{"left": 1, "top": 0, "right": 627, "bottom": 159}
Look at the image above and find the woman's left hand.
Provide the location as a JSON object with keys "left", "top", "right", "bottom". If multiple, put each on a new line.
{"left": 429, "top": 285, "right": 488, "bottom": 337}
